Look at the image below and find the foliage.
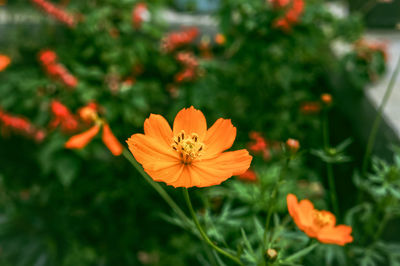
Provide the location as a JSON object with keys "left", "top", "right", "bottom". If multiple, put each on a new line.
{"left": 0, "top": 0, "right": 394, "bottom": 265}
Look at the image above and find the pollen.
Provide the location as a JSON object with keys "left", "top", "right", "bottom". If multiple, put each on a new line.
{"left": 172, "top": 130, "right": 204, "bottom": 164}
{"left": 312, "top": 210, "right": 334, "bottom": 228}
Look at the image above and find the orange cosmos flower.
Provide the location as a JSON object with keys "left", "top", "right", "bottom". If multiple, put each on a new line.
{"left": 0, "top": 54, "right": 11, "bottom": 71}
{"left": 65, "top": 104, "right": 123, "bottom": 156}
{"left": 127, "top": 106, "right": 252, "bottom": 188}
{"left": 287, "top": 194, "right": 353, "bottom": 246}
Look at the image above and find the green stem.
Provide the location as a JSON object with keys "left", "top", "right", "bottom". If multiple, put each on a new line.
{"left": 374, "top": 212, "right": 390, "bottom": 241}
{"left": 182, "top": 188, "right": 244, "bottom": 266}
{"left": 323, "top": 109, "right": 340, "bottom": 217}
{"left": 327, "top": 163, "right": 339, "bottom": 217}
{"left": 362, "top": 54, "right": 400, "bottom": 176}
{"left": 122, "top": 149, "right": 191, "bottom": 226}
{"left": 263, "top": 158, "right": 289, "bottom": 249}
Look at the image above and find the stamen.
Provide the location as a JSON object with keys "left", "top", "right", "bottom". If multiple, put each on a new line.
{"left": 312, "top": 210, "right": 334, "bottom": 228}
{"left": 171, "top": 130, "right": 205, "bottom": 164}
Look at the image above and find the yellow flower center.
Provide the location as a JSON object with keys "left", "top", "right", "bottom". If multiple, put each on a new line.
{"left": 172, "top": 130, "right": 204, "bottom": 164}
{"left": 312, "top": 210, "right": 334, "bottom": 228}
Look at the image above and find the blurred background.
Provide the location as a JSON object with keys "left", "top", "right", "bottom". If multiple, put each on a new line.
{"left": 0, "top": 0, "right": 400, "bottom": 265}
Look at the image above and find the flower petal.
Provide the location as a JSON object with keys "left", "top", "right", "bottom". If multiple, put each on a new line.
{"left": 166, "top": 163, "right": 227, "bottom": 188}
{"left": 65, "top": 124, "right": 100, "bottom": 149}
{"left": 203, "top": 118, "right": 236, "bottom": 157}
{"left": 102, "top": 123, "right": 123, "bottom": 156}
{"left": 180, "top": 149, "right": 253, "bottom": 187}
{"left": 287, "top": 193, "right": 299, "bottom": 220}
{"left": 145, "top": 163, "right": 185, "bottom": 184}
{"left": 166, "top": 166, "right": 194, "bottom": 188}
{"left": 144, "top": 114, "right": 173, "bottom": 148}
{"left": 199, "top": 149, "right": 252, "bottom": 174}
{"left": 127, "top": 133, "right": 179, "bottom": 172}
{"left": 297, "top": 199, "right": 316, "bottom": 236}
{"left": 287, "top": 194, "right": 316, "bottom": 236}
{"left": 317, "top": 225, "right": 353, "bottom": 246}
{"left": 173, "top": 106, "right": 207, "bottom": 140}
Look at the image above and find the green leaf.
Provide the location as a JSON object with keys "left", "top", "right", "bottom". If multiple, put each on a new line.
{"left": 240, "top": 228, "right": 255, "bottom": 257}
{"left": 284, "top": 243, "right": 318, "bottom": 263}
{"left": 55, "top": 156, "right": 80, "bottom": 187}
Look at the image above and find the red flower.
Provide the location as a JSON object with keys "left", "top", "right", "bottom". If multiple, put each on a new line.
{"left": 248, "top": 131, "right": 267, "bottom": 152}
{"left": 31, "top": 0, "right": 75, "bottom": 27}
{"left": 38, "top": 50, "right": 78, "bottom": 89}
{"left": 62, "top": 73, "right": 78, "bottom": 88}
{"left": 0, "top": 108, "right": 46, "bottom": 142}
{"left": 272, "top": 0, "right": 305, "bottom": 31}
{"left": 132, "top": 2, "right": 150, "bottom": 29}
{"left": 49, "top": 100, "right": 79, "bottom": 133}
{"left": 176, "top": 52, "right": 198, "bottom": 68}
{"left": 161, "top": 27, "right": 199, "bottom": 53}
{"left": 237, "top": 169, "right": 258, "bottom": 182}
{"left": 248, "top": 131, "right": 272, "bottom": 161}
{"left": 174, "top": 52, "right": 199, "bottom": 83}
{"left": 39, "top": 50, "right": 57, "bottom": 65}
{"left": 269, "top": 0, "right": 290, "bottom": 8}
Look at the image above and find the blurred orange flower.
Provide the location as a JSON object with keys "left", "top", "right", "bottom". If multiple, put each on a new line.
{"left": 321, "top": 93, "right": 332, "bottom": 105}
{"left": 0, "top": 54, "right": 11, "bottom": 71}
{"left": 65, "top": 104, "right": 122, "bottom": 156}
{"left": 127, "top": 106, "right": 252, "bottom": 188}
{"left": 287, "top": 194, "right": 353, "bottom": 246}
{"left": 65, "top": 124, "right": 101, "bottom": 149}
{"left": 215, "top": 33, "right": 226, "bottom": 45}
{"left": 300, "top": 101, "right": 321, "bottom": 114}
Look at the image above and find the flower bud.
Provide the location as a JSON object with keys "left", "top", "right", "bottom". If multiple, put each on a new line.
{"left": 286, "top": 138, "right": 300, "bottom": 152}
{"left": 265, "top": 248, "right": 278, "bottom": 262}
{"left": 321, "top": 93, "right": 332, "bottom": 105}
